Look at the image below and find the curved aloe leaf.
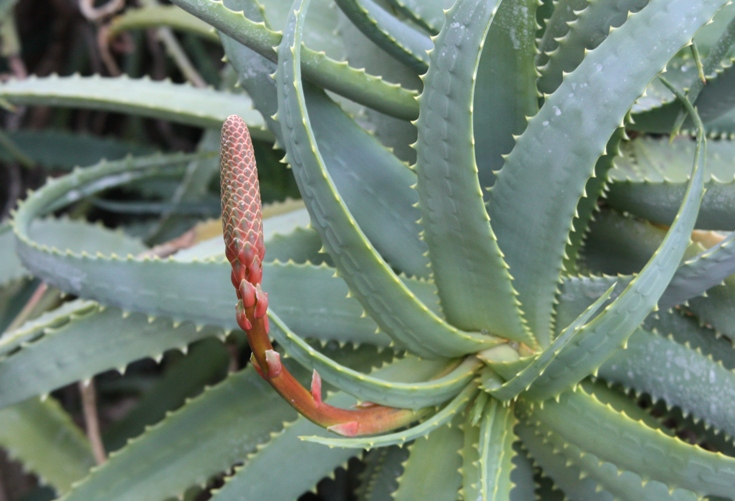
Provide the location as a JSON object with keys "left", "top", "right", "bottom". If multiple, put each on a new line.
{"left": 599, "top": 327, "right": 735, "bottom": 439}
{"left": 275, "top": 0, "right": 500, "bottom": 358}
{"left": 59, "top": 365, "right": 296, "bottom": 501}
{"left": 660, "top": 230, "right": 735, "bottom": 309}
{"left": 0, "top": 222, "right": 27, "bottom": 286}
{"left": 0, "top": 301, "right": 227, "bottom": 409}
{"left": 13, "top": 152, "right": 433, "bottom": 345}
{"left": 335, "top": 0, "right": 432, "bottom": 72}
{"left": 0, "top": 299, "right": 94, "bottom": 358}
{"left": 0, "top": 75, "right": 268, "bottom": 137}
{"left": 383, "top": 0, "right": 451, "bottom": 34}
{"left": 536, "top": 0, "right": 588, "bottom": 71}
{"left": 108, "top": 5, "right": 219, "bottom": 42}
{"left": 647, "top": 309, "right": 735, "bottom": 371}
{"left": 538, "top": 0, "right": 650, "bottom": 95}
{"left": 391, "top": 422, "right": 463, "bottom": 501}
{"left": 103, "top": 338, "right": 230, "bottom": 451}
{"left": 355, "top": 446, "right": 408, "bottom": 500}
{"left": 487, "top": 283, "right": 615, "bottom": 402}
{"left": 488, "top": 0, "right": 727, "bottom": 344}
{"left": 564, "top": 127, "right": 627, "bottom": 274}
{"left": 474, "top": 0, "right": 538, "bottom": 191}
{"left": 517, "top": 388, "right": 735, "bottom": 498}
{"left": 608, "top": 136, "right": 735, "bottom": 230}
{"left": 270, "top": 309, "right": 480, "bottom": 408}
{"left": 671, "top": 9, "right": 735, "bottom": 134}
{"left": 60, "top": 348, "right": 389, "bottom": 501}
{"left": 170, "top": 0, "right": 420, "bottom": 120}
{"left": 579, "top": 210, "right": 735, "bottom": 337}
{"left": 211, "top": 349, "right": 406, "bottom": 500}
{"left": 474, "top": 399, "right": 516, "bottom": 500}
{"left": 523, "top": 90, "right": 705, "bottom": 400}
{"left": 0, "top": 129, "right": 157, "bottom": 170}
{"left": 516, "top": 419, "right": 698, "bottom": 501}
{"left": 0, "top": 398, "right": 94, "bottom": 494}
{"left": 210, "top": 397, "right": 360, "bottom": 500}
{"left": 415, "top": 0, "right": 532, "bottom": 345}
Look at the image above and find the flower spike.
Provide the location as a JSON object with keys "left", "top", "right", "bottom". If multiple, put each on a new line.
{"left": 220, "top": 114, "right": 424, "bottom": 436}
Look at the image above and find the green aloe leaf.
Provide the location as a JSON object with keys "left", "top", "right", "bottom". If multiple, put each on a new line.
{"left": 170, "top": 0, "right": 420, "bottom": 120}
{"left": 60, "top": 349, "right": 389, "bottom": 501}
{"left": 0, "top": 300, "right": 227, "bottom": 409}
{"left": 211, "top": 349, "right": 400, "bottom": 500}
{"left": 572, "top": 211, "right": 735, "bottom": 339}
{"left": 517, "top": 388, "right": 735, "bottom": 498}
{"left": 0, "top": 397, "right": 94, "bottom": 494}
{"left": 608, "top": 136, "right": 735, "bottom": 230}
{"left": 0, "top": 222, "right": 27, "bottom": 286}
{"left": 0, "top": 129, "right": 157, "bottom": 170}
{"left": 275, "top": 0, "right": 500, "bottom": 358}
{"left": 516, "top": 418, "right": 698, "bottom": 501}
{"left": 415, "top": 0, "right": 533, "bottom": 345}
{"left": 474, "top": 0, "right": 538, "bottom": 191}
{"left": 487, "top": 282, "right": 615, "bottom": 402}
{"left": 335, "top": 0, "right": 432, "bottom": 72}
{"left": 210, "top": 396, "right": 360, "bottom": 500}
{"left": 269, "top": 309, "right": 480, "bottom": 408}
{"left": 646, "top": 309, "right": 735, "bottom": 372}
{"left": 392, "top": 422, "right": 463, "bottom": 501}
{"left": 659, "top": 230, "right": 735, "bottom": 309}
{"left": 598, "top": 327, "right": 735, "bottom": 439}
{"left": 355, "top": 446, "right": 408, "bottom": 501}
{"left": 538, "top": 0, "right": 650, "bottom": 95}
{"left": 107, "top": 5, "right": 219, "bottom": 42}
{"left": 383, "top": 0, "right": 452, "bottom": 34}
{"left": 488, "top": 0, "right": 727, "bottom": 344}
{"left": 536, "top": 0, "right": 588, "bottom": 71}
{"left": 103, "top": 338, "right": 230, "bottom": 451}
{"left": 59, "top": 365, "right": 296, "bottom": 501}
{"left": 564, "top": 127, "right": 627, "bottom": 275}
{"left": 522, "top": 90, "right": 705, "bottom": 400}
{"left": 13, "top": 152, "right": 429, "bottom": 346}
{"left": 0, "top": 75, "right": 268, "bottom": 137}
{"left": 475, "top": 399, "right": 516, "bottom": 499}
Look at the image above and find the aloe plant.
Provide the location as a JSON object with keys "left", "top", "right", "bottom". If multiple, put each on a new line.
{"left": 4, "top": 0, "right": 735, "bottom": 499}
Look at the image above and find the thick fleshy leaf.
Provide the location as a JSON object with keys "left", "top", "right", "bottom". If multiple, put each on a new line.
{"left": 274, "top": 0, "right": 500, "bottom": 358}
{"left": 0, "top": 75, "right": 268, "bottom": 138}
{"left": 415, "top": 0, "right": 532, "bottom": 344}
{"left": 521, "top": 97, "right": 706, "bottom": 400}
{"left": 383, "top": 0, "right": 452, "bottom": 34}
{"left": 608, "top": 135, "right": 735, "bottom": 230}
{"left": 487, "top": 0, "right": 727, "bottom": 344}
{"left": 517, "top": 388, "right": 735, "bottom": 498}
{"left": 0, "top": 129, "right": 156, "bottom": 170}
{"left": 392, "top": 422, "right": 463, "bottom": 501}
{"left": 269, "top": 310, "right": 480, "bottom": 408}
{"left": 474, "top": 0, "right": 538, "bottom": 191}
{"left": 335, "top": 0, "right": 432, "bottom": 72}
{"left": 170, "top": 0, "right": 420, "bottom": 120}
{"left": 0, "top": 398, "right": 94, "bottom": 494}
{"left": 599, "top": 327, "right": 735, "bottom": 439}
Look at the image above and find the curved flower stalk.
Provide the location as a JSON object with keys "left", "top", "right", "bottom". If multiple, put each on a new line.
{"left": 220, "top": 114, "right": 426, "bottom": 436}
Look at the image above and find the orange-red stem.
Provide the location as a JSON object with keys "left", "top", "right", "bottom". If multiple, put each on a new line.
{"left": 220, "top": 114, "right": 421, "bottom": 436}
